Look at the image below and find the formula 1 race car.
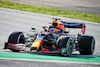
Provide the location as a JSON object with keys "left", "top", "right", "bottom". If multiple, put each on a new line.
{"left": 4, "top": 18, "right": 95, "bottom": 56}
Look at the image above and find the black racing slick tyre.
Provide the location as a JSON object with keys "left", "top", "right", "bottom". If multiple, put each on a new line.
{"left": 8, "top": 32, "right": 25, "bottom": 44}
{"left": 57, "top": 36, "right": 73, "bottom": 56}
{"left": 8, "top": 32, "right": 25, "bottom": 52}
{"left": 79, "top": 36, "right": 95, "bottom": 55}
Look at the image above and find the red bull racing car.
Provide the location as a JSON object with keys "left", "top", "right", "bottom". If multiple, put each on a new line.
{"left": 4, "top": 18, "right": 95, "bottom": 56}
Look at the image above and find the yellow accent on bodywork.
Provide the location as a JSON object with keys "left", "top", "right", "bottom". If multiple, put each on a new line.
{"left": 31, "top": 41, "right": 41, "bottom": 50}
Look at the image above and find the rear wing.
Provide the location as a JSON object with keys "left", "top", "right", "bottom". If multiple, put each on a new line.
{"left": 61, "top": 21, "right": 86, "bottom": 34}
{"left": 62, "top": 21, "right": 85, "bottom": 28}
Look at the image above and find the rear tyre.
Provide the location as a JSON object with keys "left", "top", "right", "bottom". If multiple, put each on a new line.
{"left": 79, "top": 36, "right": 95, "bottom": 55}
{"left": 8, "top": 32, "right": 25, "bottom": 52}
{"left": 57, "top": 36, "right": 73, "bottom": 56}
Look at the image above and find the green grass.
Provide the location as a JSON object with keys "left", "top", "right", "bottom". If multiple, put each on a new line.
{"left": 0, "top": 0, "right": 100, "bottom": 23}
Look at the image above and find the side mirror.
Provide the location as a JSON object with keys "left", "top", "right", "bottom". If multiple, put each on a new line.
{"left": 43, "top": 26, "right": 48, "bottom": 32}
{"left": 31, "top": 28, "right": 35, "bottom": 30}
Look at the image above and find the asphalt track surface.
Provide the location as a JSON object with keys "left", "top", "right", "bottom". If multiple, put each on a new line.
{"left": 2, "top": 0, "right": 100, "bottom": 15}
{"left": 0, "top": 59, "right": 100, "bottom": 67}
{"left": 0, "top": 7, "right": 100, "bottom": 67}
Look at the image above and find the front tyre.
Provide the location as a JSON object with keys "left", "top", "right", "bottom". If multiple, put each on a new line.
{"left": 79, "top": 36, "right": 95, "bottom": 55}
{"left": 7, "top": 32, "right": 25, "bottom": 52}
{"left": 8, "top": 32, "right": 25, "bottom": 44}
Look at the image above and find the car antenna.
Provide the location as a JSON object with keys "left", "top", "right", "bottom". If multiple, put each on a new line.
{"left": 52, "top": 18, "right": 60, "bottom": 21}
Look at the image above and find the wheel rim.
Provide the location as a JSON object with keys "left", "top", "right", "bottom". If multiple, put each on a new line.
{"left": 17, "top": 33, "right": 24, "bottom": 44}
{"left": 66, "top": 39, "right": 73, "bottom": 56}
{"left": 91, "top": 38, "right": 95, "bottom": 53}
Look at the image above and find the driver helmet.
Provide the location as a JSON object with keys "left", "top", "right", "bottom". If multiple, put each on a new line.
{"left": 49, "top": 28, "right": 56, "bottom": 33}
